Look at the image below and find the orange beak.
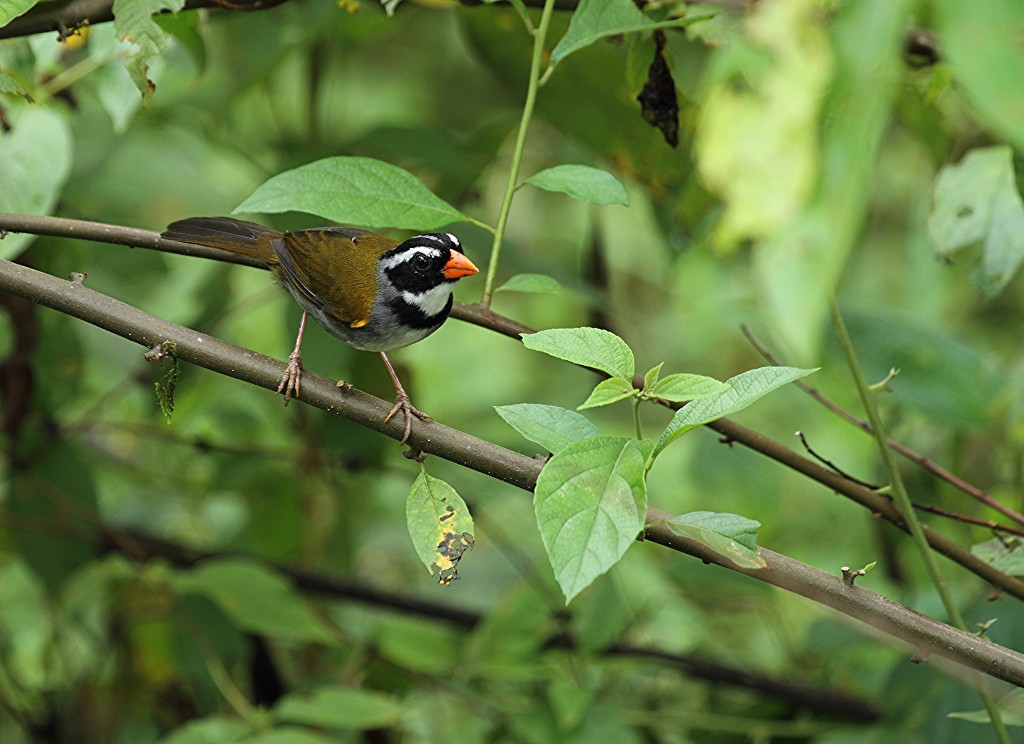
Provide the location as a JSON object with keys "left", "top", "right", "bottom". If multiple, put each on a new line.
{"left": 444, "top": 250, "right": 479, "bottom": 280}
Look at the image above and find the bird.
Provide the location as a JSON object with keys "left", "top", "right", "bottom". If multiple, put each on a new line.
{"left": 161, "top": 217, "right": 479, "bottom": 443}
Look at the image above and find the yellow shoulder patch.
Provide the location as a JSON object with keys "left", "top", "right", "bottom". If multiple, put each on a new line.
{"left": 349, "top": 319, "right": 370, "bottom": 329}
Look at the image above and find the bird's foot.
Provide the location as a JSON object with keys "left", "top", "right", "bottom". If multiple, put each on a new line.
{"left": 275, "top": 350, "right": 303, "bottom": 404}
{"left": 384, "top": 391, "right": 432, "bottom": 444}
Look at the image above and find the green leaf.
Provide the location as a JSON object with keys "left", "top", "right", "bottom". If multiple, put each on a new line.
{"left": 242, "top": 728, "right": 332, "bottom": 744}
{"left": 273, "top": 685, "right": 404, "bottom": 729}
{"left": 927, "top": 146, "right": 1024, "bottom": 297}
{"left": 655, "top": 366, "right": 816, "bottom": 456}
{"left": 495, "top": 273, "right": 563, "bottom": 294}
{"left": 642, "top": 363, "right": 663, "bottom": 392}
{"left": 88, "top": 25, "right": 144, "bottom": 133}
{"left": 648, "top": 373, "right": 730, "bottom": 403}
{"left": 235, "top": 156, "right": 473, "bottom": 231}
{"left": 494, "top": 403, "right": 600, "bottom": 454}
{"left": 375, "top": 616, "right": 461, "bottom": 675}
{"left": 695, "top": 0, "right": 832, "bottom": 247}
{"left": 551, "top": 0, "right": 712, "bottom": 65}
{"left": 971, "top": 536, "right": 1024, "bottom": 576}
{"left": 173, "top": 558, "right": 336, "bottom": 644}
{"left": 0, "top": 107, "right": 73, "bottom": 260}
{"left": 0, "top": 0, "right": 35, "bottom": 27}
{"left": 0, "top": 68, "right": 31, "bottom": 98}
{"left": 933, "top": 0, "right": 1024, "bottom": 153}
{"left": 155, "top": 7, "right": 207, "bottom": 74}
{"left": 465, "top": 583, "right": 554, "bottom": 665}
{"left": 58, "top": 556, "right": 134, "bottom": 680}
{"left": 157, "top": 715, "right": 249, "bottom": 744}
{"left": 521, "top": 327, "right": 635, "bottom": 380}
{"left": 405, "top": 472, "right": 475, "bottom": 585}
{"left": 0, "top": 556, "right": 53, "bottom": 690}
{"left": 750, "top": 0, "right": 906, "bottom": 362}
{"left": 112, "top": 0, "right": 185, "bottom": 104}
{"left": 577, "top": 377, "right": 635, "bottom": 410}
{"left": 654, "top": 511, "right": 765, "bottom": 569}
{"left": 949, "top": 689, "right": 1024, "bottom": 727}
{"left": 524, "top": 165, "right": 629, "bottom": 206}
{"left": 534, "top": 436, "right": 653, "bottom": 603}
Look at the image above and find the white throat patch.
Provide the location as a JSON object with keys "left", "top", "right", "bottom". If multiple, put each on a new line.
{"left": 402, "top": 283, "right": 452, "bottom": 316}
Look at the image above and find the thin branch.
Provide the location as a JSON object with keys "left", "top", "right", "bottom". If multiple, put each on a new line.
{"left": 3, "top": 254, "right": 1024, "bottom": 689}
{"left": 704, "top": 416, "right": 1024, "bottom": 599}
{"left": 479, "top": 0, "right": 558, "bottom": 305}
{"left": 794, "top": 428, "right": 1024, "bottom": 536}
{"left": 742, "top": 324, "right": 1024, "bottom": 527}
{"left": 0, "top": 0, "right": 290, "bottom": 41}
{"left": 0, "top": 213, "right": 263, "bottom": 268}
{"left": 795, "top": 429, "right": 880, "bottom": 489}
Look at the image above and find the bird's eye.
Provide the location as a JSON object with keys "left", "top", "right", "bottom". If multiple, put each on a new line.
{"left": 412, "top": 254, "right": 431, "bottom": 271}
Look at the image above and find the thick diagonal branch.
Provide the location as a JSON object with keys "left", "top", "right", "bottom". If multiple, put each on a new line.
{"left": 2, "top": 255, "right": 1024, "bottom": 688}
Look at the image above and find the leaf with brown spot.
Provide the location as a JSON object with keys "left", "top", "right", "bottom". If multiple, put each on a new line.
{"left": 406, "top": 472, "right": 475, "bottom": 585}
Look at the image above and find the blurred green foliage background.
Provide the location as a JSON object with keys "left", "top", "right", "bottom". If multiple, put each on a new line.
{"left": 2, "top": 0, "right": 1024, "bottom": 741}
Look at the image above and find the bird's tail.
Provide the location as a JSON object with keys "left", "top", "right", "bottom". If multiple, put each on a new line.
{"left": 162, "top": 217, "right": 282, "bottom": 264}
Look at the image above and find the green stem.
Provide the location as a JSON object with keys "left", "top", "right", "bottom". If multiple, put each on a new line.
{"left": 34, "top": 55, "right": 104, "bottom": 103}
{"left": 632, "top": 397, "right": 643, "bottom": 440}
{"left": 479, "top": 0, "right": 557, "bottom": 306}
{"left": 831, "top": 300, "right": 1010, "bottom": 744}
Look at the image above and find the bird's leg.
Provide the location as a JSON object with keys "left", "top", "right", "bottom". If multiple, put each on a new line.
{"left": 379, "top": 351, "right": 431, "bottom": 443}
{"left": 276, "top": 311, "right": 307, "bottom": 405}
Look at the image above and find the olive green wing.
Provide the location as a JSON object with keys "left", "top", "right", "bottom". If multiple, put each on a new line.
{"left": 275, "top": 228, "right": 398, "bottom": 327}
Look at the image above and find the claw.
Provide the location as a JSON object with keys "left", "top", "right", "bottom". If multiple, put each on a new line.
{"left": 384, "top": 391, "right": 432, "bottom": 444}
{"left": 276, "top": 350, "right": 302, "bottom": 404}
{"left": 276, "top": 312, "right": 308, "bottom": 405}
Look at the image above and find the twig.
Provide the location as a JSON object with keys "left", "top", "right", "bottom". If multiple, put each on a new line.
{"left": 0, "top": 213, "right": 263, "bottom": 267}
{"left": 795, "top": 429, "right": 880, "bottom": 489}
{"left": 794, "top": 428, "right": 1024, "bottom": 536}
{"left": 0, "top": 0, "right": 291, "bottom": 41}
{"left": 479, "top": 0, "right": 558, "bottom": 305}
{"left": 704, "top": 416, "right": 1024, "bottom": 599}
{"left": 742, "top": 324, "right": 1024, "bottom": 527}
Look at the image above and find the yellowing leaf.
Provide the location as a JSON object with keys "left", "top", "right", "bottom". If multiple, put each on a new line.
{"left": 406, "top": 472, "right": 475, "bottom": 585}
{"left": 695, "top": 0, "right": 832, "bottom": 246}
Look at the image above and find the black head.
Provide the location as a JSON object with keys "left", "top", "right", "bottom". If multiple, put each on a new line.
{"left": 380, "top": 233, "right": 478, "bottom": 295}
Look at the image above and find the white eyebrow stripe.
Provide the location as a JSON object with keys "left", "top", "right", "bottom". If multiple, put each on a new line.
{"left": 410, "top": 233, "right": 460, "bottom": 248}
{"left": 380, "top": 245, "right": 443, "bottom": 270}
